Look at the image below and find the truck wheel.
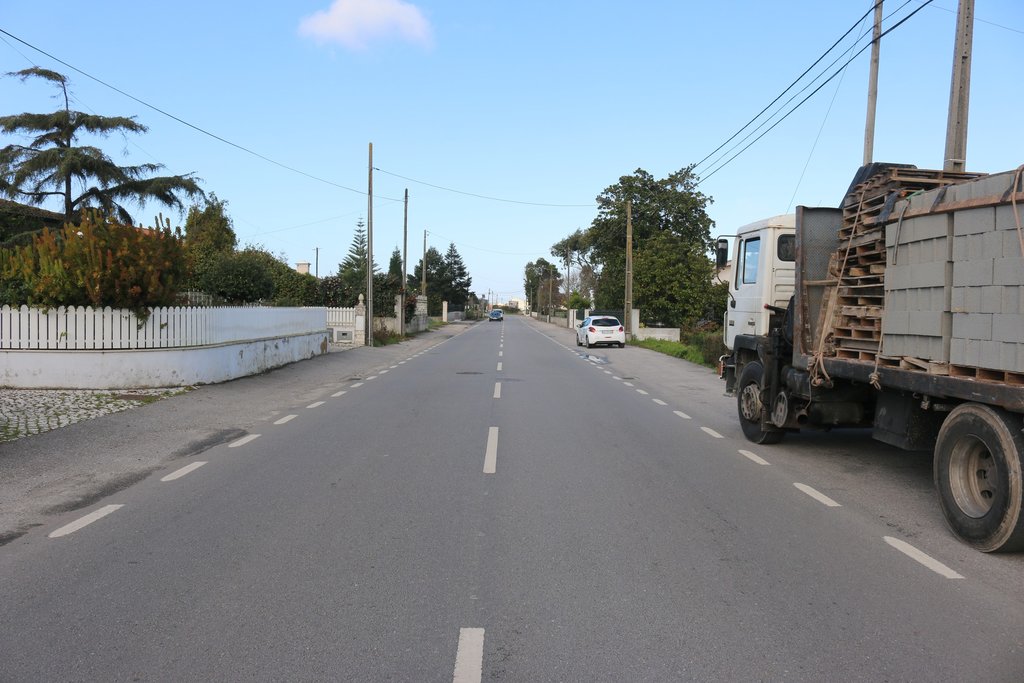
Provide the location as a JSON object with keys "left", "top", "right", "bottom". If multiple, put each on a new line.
{"left": 736, "top": 361, "right": 784, "bottom": 445}
{"left": 934, "top": 403, "right": 1024, "bottom": 552}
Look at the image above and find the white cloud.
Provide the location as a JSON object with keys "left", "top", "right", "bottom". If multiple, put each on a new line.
{"left": 298, "top": 0, "right": 433, "bottom": 50}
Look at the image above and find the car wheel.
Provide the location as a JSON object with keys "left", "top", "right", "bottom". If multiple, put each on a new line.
{"left": 618, "top": 342, "right": 625, "bottom": 348}
{"left": 586, "top": 336, "right": 594, "bottom": 349}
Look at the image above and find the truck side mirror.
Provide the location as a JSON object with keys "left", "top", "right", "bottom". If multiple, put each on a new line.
{"left": 715, "top": 238, "right": 730, "bottom": 269}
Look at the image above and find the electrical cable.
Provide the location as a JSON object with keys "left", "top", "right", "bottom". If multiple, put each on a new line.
{"left": 373, "top": 167, "right": 595, "bottom": 208}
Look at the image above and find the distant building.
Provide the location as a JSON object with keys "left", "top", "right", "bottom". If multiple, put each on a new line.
{"left": 296, "top": 262, "right": 311, "bottom": 275}
{"left": 507, "top": 297, "right": 527, "bottom": 311}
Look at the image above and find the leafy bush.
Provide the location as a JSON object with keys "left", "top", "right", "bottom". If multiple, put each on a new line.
{"left": 0, "top": 211, "right": 185, "bottom": 317}
{"left": 198, "top": 249, "right": 274, "bottom": 304}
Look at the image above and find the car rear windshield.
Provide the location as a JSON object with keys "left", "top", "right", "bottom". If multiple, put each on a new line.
{"left": 592, "top": 318, "right": 620, "bottom": 327}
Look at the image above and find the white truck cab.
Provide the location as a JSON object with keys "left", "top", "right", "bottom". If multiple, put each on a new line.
{"left": 717, "top": 214, "right": 796, "bottom": 351}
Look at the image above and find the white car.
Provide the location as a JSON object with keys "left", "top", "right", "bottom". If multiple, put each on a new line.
{"left": 576, "top": 316, "right": 625, "bottom": 348}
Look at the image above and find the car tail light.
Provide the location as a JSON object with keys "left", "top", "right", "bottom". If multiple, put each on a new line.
{"left": 618, "top": 326, "right": 623, "bottom": 332}
{"left": 588, "top": 326, "right": 596, "bottom": 333}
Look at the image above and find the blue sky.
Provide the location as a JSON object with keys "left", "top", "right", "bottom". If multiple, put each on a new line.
{"left": 1, "top": 1, "right": 1021, "bottom": 303}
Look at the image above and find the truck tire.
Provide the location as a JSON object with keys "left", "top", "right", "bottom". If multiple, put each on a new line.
{"left": 934, "top": 403, "right": 1024, "bottom": 552}
{"left": 737, "top": 361, "right": 784, "bottom": 445}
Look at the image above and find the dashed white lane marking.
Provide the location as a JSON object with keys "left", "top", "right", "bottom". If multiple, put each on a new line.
{"left": 701, "top": 427, "right": 723, "bottom": 439}
{"left": 331, "top": 390, "right": 347, "bottom": 398}
{"left": 636, "top": 389, "right": 649, "bottom": 395}
{"left": 229, "top": 434, "right": 261, "bottom": 448}
{"left": 275, "top": 415, "right": 298, "bottom": 425}
{"left": 883, "top": 536, "right": 964, "bottom": 579}
{"left": 453, "top": 628, "right": 485, "bottom": 683}
{"left": 306, "top": 401, "right": 325, "bottom": 409}
{"left": 380, "top": 369, "right": 390, "bottom": 374}
{"left": 399, "top": 361, "right": 407, "bottom": 365}
{"left": 623, "top": 382, "right": 634, "bottom": 387}
{"left": 351, "top": 382, "right": 365, "bottom": 388}
{"left": 652, "top": 399, "right": 667, "bottom": 406}
{"left": 493, "top": 383, "right": 501, "bottom": 399}
{"left": 604, "top": 370, "right": 612, "bottom": 374}
{"left": 497, "top": 362, "right": 503, "bottom": 371}
{"left": 484, "top": 427, "right": 499, "bottom": 474}
{"left": 366, "top": 375, "right": 378, "bottom": 381}
{"left": 674, "top": 411, "right": 691, "bottom": 420}
{"left": 739, "top": 449, "right": 770, "bottom": 465}
{"left": 612, "top": 376, "right": 622, "bottom": 380}
{"left": 389, "top": 365, "right": 398, "bottom": 369}
{"left": 49, "top": 504, "right": 123, "bottom": 538}
{"left": 793, "top": 483, "right": 841, "bottom": 507}
{"left": 499, "top": 351, "right": 503, "bottom": 357}
{"left": 161, "top": 461, "right": 207, "bottom": 482}
{"left": 500, "top": 343, "right": 504, "bottom": 348}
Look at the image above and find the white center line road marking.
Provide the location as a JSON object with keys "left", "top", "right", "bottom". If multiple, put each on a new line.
{"left": 49, "top": 504, "right": 123, "bottom": 538}
{"left": 493, "top": 383, "right": 501, "bottom": 399}
{"left": 161, "top": 461, "right": 207, "bottom": 482}
{"left": 612, "top": 376, "right": 622, "bottom": 380}
{"left": 623, "top": 382, "right": 634, "bottom": 387}
{"left": 496, "top": 362, "right": 503, "bottom": 372}
{"left": 331, "top": 390, "right": 347, "bottom": 398}
{"left": 652, "top": 399, "right": 667, "bottom": 406}
{"left": 366, "top": 375, "right": 378, "bottom": 381}
{"left": 229, "top": 434, "right": 261, "bottom": 448}
{"left": 498, "top": 351, "right": 503, "bottom": 357}
{"left": 351, "top": 382, "right": 365, "bottom": 388}
{"left": 604, "top": 370, "right": 612, "bottom": 374}
{"left": 484, "top": 427, "right": 499, "bottom": 474}
{"left": 701, "top": 427, "right": 724, "bottom": 439}
{"left": 636, "top": 389, "right": 649, "bottom": 395}
{"left": 884, "top": 536, "right": 964, "bottom": 579}
{"left": 380, "top": 369, "right": 390, "bottom": 374}
{"left": 739, "top": 449, "right": 770, "bottom": 465}
{"left": 275, "top": 414, "right": 298, "bottom": 425}
{"left": 306, "top": 401, "right": 325, "bottom": 409}
{"left": 674, "top": 411, "right": 692, "bottom": 420}
{"left": 793, "top": 483, "right": 842, "bottom": 507}
{"left": 389, "top": 365, "right": 398, "bottom": 369}
{"left": 453, "top": 628, "right": 485, "bottom": 683}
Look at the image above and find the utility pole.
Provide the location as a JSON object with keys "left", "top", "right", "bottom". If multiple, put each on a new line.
{"left": 366, "top": 142, "right": 374, "bottom": 347}
{"left": 421, "top": 229, "right": 428, "bottom": 295}
{"left": 401, "top": 188, "right": 408, "bottom": 337}
{"left": 547, "top": 263, "right": 554, "bottom": 322}
{"left": 624, "top": 200, "right": 633, "bottom": 340}
{"left": 944, "top": 0, "right": 974, "bottom": 172}
{"left": 863, "top": 0, "right": 883, "bottom": 165}
{"left": 314, "top": 247, "right": 319, "bottom": 279}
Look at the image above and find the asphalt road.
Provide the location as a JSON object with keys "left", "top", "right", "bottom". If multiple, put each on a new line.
{"left": 1, "top": 316, "right": 1022, "bottom": 681}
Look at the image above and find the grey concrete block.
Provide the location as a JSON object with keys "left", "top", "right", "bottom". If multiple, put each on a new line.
{"left": 992, "top": 314, "right": 1024, "bottom": 343}
{"left": 952, "top": 312, "right": 993, "bottom": 341}
{"left": 953, "top": 207, "right": 996, "bottom": 236}
{"left": 993, "top": 256, "right": 1024, "bottom": 286}
{"left": 1002, "top": 285, "right": 1022, "bottom": 315}
{"left": 980, "top": 286, "right": 1004, "bottom": 314}
{"left": 908, "top": 310, "right": 951, "bottom": 338}
{"left": 953, "top": 258, "right": 994, "bottom": 287}
{"left": 882, "top": 311, "right": 910, "bottom": 335}
{"left": 995, "top": 203, "right": 1024, "bottom": 235}
{"left": 950, "top": 337, "right": 980, "bottom": 366}
{"left": 887, "top": 261, "right": 950, "bottom": 289}
{"left": 888, "top": 214, "right": 949, "bottom": 247}
{"left": 979, "top": 341, "right": 1022, "bottom": 373}
{"left": 881, "top": 335, "right": 904, "bottom": 356}
{"left": 950, "top": 172, "right": 1014, "bottom": 203}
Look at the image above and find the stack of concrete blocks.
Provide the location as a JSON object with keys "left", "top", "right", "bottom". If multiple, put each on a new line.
{"left": 880, "top": 170, "right": 1024, "bottom": 372}
{"left": 947, "top": 171, "right": 1024, "bottom": 372}
{"left": 881, "top": 198, "right": 952, "bottom": 362}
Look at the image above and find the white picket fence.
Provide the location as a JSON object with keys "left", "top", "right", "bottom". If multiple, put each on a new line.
{"left": 0, "top": 305, "right": 327, "bottom": 350}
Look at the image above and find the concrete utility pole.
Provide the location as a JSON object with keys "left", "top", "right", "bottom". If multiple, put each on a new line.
{"left": 421, "top": 229, "right": 428, "bottom": 296}
{"left": 863, "top": 0, "right": 883, "bottom": 165}
{"left": 624, "top": 200, "right": 633, "bottom": 340}
{"left": 944, "top": 0, "right": 974, "bottom": 172}
{"left": 547, "top": 263, "right": 553, "bottom": 322}
{"left": 399, "top": 188, "right": 407, "bottom": 337}
{"left": 366, "top": 142, "right": 374, "bottom": 347}
{"left": 314, "top": 247, "right": 319, "bottom": 279}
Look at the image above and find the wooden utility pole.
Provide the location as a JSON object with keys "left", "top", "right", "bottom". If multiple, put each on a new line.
{"left": 624, "top": 200, "right": 633, "bottom": 340}
{"left": 944, "top": 0, "right": 974, "bottom": 172}
{"left": 401, "top": 188, "right": 408, "bottom": 337}
{"left": 366, "top": 142, "right": 374, "bottom": 347}
{"left": 863, "top": 0, "right": 883, "bottom": 165}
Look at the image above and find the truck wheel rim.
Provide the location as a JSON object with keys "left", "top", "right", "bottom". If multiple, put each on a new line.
{"left": 740, "top": 383, "right": 761, "bottom": 422}
{"left": 948, "top": 435, "right": 997, "bottom": 519}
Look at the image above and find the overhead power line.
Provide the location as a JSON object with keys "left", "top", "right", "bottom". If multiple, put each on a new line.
{"left": 0, "top": 26, "right": 402, "bottom": 202}
{"left": 697, "top": 0, "right": 936, "bottom": 185}
{"left": 373, "top": 167, "right": 595, "bottom": 208}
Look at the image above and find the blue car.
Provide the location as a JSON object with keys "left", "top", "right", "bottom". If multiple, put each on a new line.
{"left": 489, "top": 309, "right": 504, "bottom": 321}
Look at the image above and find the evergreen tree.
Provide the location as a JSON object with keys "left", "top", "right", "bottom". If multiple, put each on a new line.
{"left": 0, "top": 68, "right": 203, "bottom": 224}
{"left": 337, "top": 219, "right": 377, "bottom": 305}
{"left": 442, "top": 242, "right": 472, "bottom": 309}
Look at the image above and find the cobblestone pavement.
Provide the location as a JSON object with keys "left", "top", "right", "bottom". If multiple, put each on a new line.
{"left": 0, "top": 388, "right": 190, "bottom": 443}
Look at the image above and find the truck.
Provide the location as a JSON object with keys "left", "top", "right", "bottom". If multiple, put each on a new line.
{"left": 718, "top": 163, "right": 1024, "bottom": 552}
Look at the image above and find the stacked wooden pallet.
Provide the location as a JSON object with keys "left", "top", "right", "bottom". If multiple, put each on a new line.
{"left": 827, "top": 167, "right": 984, "bottom": 363}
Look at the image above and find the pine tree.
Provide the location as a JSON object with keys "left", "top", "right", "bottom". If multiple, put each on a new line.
{"left": 337, "top": 219, "right": 377, "bottom": 305}
{"left": 0, "top": 68, "right": 203, "bottom": 224}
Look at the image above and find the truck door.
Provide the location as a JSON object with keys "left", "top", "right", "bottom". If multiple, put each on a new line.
{"left": 725, "top": 235, "right": 765, "bottom": 350}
